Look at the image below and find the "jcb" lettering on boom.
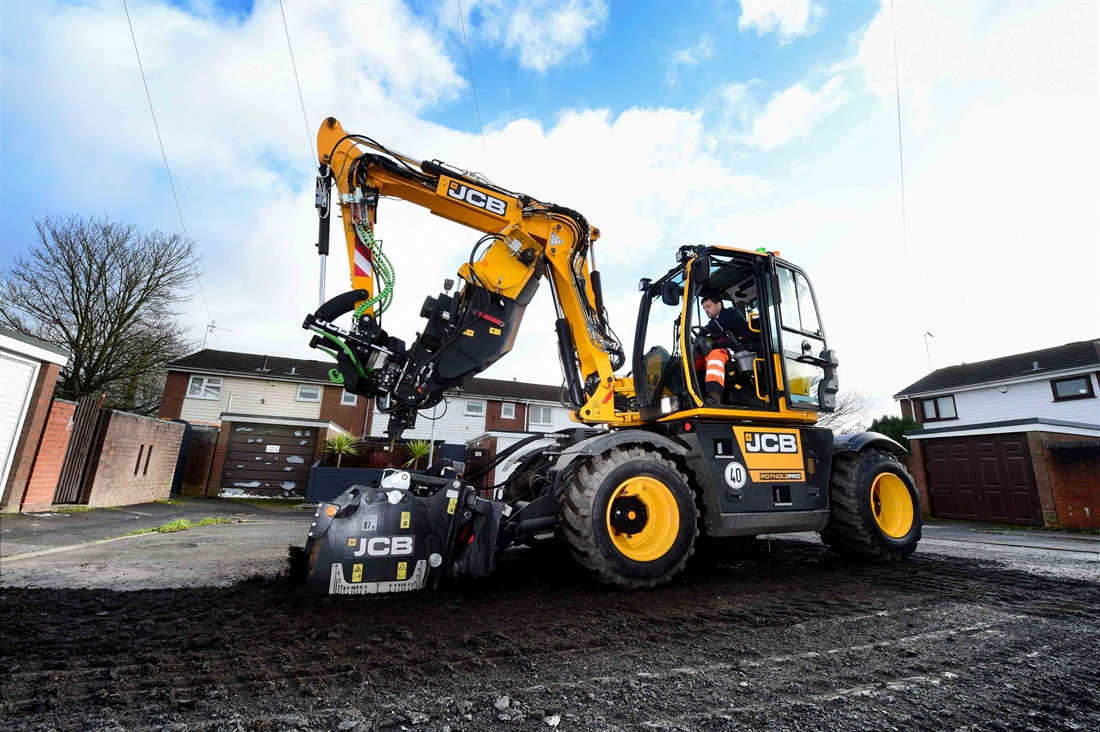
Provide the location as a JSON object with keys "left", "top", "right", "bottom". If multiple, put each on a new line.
{"left": 446, "top": 182, "right": 508, "bottom": 216}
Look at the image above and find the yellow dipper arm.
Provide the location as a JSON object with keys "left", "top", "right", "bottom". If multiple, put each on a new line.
{"left": 315, "top": 117, "right": 635, "bottom": 425}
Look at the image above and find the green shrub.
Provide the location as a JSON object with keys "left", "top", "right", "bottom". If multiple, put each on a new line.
{"left": 325, "top": 433, "right": 360, "bottom": 468}
{"left": 868, "top": 415, "right": 921, "bottom": 451}
{"left": 404, "top": 439, "right": 432, "bottom": 470}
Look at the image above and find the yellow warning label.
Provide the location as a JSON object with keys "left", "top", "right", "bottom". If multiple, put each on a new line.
{"left": 489, "top": 327, "right": 502, "bottom": 336}
{"left": 463, "top": 329, "right": 475, "bottom": 337}
{"left": 351, "top": 563, "right": 363, "bottom": 582}
{"left": 347, "top": 538, "right": 357, "bottom": 547}
{"left": 447, "top": 497, "right": 457, "bottom": 515}
{"left": 400, "top": 511, "right": 410, "bottom": 529}
{"left": 396, "top": 561, "right": 408, "bottom": 581}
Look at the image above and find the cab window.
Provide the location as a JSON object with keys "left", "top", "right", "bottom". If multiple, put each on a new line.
{"left": 776, "top": 266, "right": 826, "bottom": 409}
{"left": 637, "top": 271, "right": 688, "bottom": 411}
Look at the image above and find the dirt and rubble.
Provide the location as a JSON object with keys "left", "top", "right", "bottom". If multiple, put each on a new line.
{"left": 2, "top": 533, "right": 1099, "bottom": 732}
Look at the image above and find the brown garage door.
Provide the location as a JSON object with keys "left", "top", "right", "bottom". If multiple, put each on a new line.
{"left": 922, "top": 433, "right": 1042, "bottom": 526}
{"left": 219, "top": 422, "right": 318, "bottom": 498}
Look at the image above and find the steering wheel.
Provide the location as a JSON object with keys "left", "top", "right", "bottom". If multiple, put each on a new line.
{"left": 690, "top": 325, "right": 714, "bottom": 354}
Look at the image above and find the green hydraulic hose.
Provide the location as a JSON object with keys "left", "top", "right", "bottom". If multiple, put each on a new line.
{"left": 352, "top": 222, "right": 395, "bottom": 319}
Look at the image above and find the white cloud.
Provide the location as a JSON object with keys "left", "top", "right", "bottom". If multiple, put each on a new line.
{"left": 738, "top": 0, "right": 825, "bottom": 43}
{"left": 742, "top": 75, "right": 848, "bottom": 149}
{"left": 452, "top": 0, "right": 609, "bottom": 74}
{"left": 3, "top": 0, "right": 1096, "bottom": 419}
{"left": 667, "top": 34, "right": 714, "bottom": 84}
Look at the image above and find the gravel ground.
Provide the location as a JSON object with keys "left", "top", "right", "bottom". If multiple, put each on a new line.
{"left": 1, "top": 522, "right": 1098, "bottom": 732}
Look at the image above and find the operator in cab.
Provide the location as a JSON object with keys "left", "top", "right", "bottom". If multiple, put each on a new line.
{"left": 700, "top": 292, "right": 755, "bottom": 406}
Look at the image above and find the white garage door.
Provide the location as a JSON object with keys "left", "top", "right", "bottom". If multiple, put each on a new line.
{"left": 1, "top": 352, "right": 39, "bottom": 491}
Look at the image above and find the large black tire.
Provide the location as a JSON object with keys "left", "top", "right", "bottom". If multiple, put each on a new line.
{"left": 560, "top": 447, "right": 699, "bottom": 589}
{"left": 820, "top": 449, "right": 922, "bottom": 562}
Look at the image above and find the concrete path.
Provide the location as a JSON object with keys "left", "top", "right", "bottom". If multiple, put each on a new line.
{"left": 0, "top": 497, "right": 311, "bottom": 557}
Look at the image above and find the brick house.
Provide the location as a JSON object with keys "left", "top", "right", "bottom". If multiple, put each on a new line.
{"left": 159, "top": 350, "right": 571, "bottom": 497}
{"left": 159, "top": 350, "right": 359, "bottom": 498}
{"left": 366, "top": 377, "right": 577, "bottom": 486}
{"left": 894, "top": 339, "right": 1100, "bottom": 531}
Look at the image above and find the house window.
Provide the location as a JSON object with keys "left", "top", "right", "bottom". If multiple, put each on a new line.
{"left": 186, "top": 375, "right": 222, "bottom": 400}
{"left": 921, "top": 395, "right": 957, "bottom": 421}
{"left": 530, "top": 405, "right": 553, "bottom": 426}
{"left": 501, "top": 402, "right": 516, "bottom": 420}
{"left": 341, "top": 389, "right": 358, "bottom": 406}
{"left": 1051, "top": 376, "right": 1095, "bottom": 401}
{"left": 465, "top": 399, "right": 486, "bottom": 416}
{"left": 296, "top": 384, "right": 322, "bottom": 402}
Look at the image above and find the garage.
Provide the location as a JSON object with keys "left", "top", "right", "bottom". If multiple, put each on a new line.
{"left": 219, "top": 420, "right": 320, "bottom": 498}
{"left": 922, "top": 432, "right": 1043, "bottom": 526}
{"left": 0, "top": 351, "right": 37, "bottom": 491}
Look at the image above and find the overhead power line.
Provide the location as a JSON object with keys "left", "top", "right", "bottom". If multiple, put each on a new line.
{"left": 456, "top": 0, "right": 488, "bottom": 155}
{"left": 891, "top": 0, "right": 908, "bottom": 258}
{"left": 279, "top": 0, "right": 316, "bottom": 164}
{"left": 122, "top": 0, "right": 218, "bottom": 347}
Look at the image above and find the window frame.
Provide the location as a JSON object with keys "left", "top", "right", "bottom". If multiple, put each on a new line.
{"left": 1050, "top": 375, "right": 1096, "bottom": 402}
{"left": 464, "top": 399, "right": 486, "bottom": 416}
{"left": 529, "top": 405, "right": 553, "bottom": 426}
{"left": 340, "top": 389, "right": 358, "bottom": 406}
{"left": 921, "top": 394, "right": 958, "bottom": 422}
{"left": 186, "top": 375, "right": 223, "bottom": 401}
{"left": 295, "top": 384, "right": 322, "bottom": 403}
{"left": 500, "top": 402, "right": 516, "bottom": 420}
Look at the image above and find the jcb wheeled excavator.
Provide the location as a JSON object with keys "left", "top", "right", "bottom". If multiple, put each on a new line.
{"left": 292, "top": 117, "right": 922, "bottom": 595}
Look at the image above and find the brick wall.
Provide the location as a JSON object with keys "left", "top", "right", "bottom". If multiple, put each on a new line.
{"left": 908, "top": 440, "right": 932, "bottom": 519}
{"left": 901, "top": 398, "right": 927, "bottom": 427}
{"left": 205, "top": 420, "right": 235, "bottom": 497}
{"left": 1, "top": 362, "right": 62, "bottom": 512}
{"left": 319, "top": 386, "right": 369, "bottom": 436}
{"left": 82, "top": 410, "right": 185, "bottom": 508}
{"left": 158, "top": 371, "right": 189, "bottom": 420}
{"left": 20, "top": 399, "right": 77, "bottom": 512}
{"left": 1030, "top": 431, "right": 1100, "bottom": 531}
{"left": 485, "top": 399, "right": 527, "bottom": 432}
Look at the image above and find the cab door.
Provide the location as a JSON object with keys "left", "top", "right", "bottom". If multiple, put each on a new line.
{"left": 767, "top": 261, "right": 835, "bottom": 411}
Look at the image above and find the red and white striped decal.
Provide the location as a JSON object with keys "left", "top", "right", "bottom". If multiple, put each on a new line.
{"left": 353, "top": 242, "right": 374, "bottom": 280}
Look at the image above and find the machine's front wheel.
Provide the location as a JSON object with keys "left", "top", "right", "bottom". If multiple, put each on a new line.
{"left": 560, "top": 447, "right": 698, "bottom": 589}
{"left": 820, "top": 449, "right": 922, "bottom": 562}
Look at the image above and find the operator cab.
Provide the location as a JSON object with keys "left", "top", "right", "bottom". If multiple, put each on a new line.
{"left": 634, "top": 246, "right": 838, "bottom": 422}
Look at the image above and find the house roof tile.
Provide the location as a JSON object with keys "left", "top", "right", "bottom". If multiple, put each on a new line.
{"left": 893, "top": 339, "right": 1100, "bottom": 398}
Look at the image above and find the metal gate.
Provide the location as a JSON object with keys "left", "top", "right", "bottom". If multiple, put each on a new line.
{"left": 922, "top": 432, "right": 1043, "bottom": 526}
{"left": 219, "top": 422, "right": 319, "bottom": 498}
{"left": 53, "top": 394, "right": 104, "bottom": 504}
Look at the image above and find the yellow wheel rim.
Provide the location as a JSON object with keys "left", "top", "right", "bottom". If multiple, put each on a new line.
{"left": 870, "top": 472, "right": 914, "bottom": 539}
{"left": 605, "top": 476, "right": 680, "bottom": 562}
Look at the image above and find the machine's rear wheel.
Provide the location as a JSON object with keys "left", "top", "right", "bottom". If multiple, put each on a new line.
{"left": 560, "top": 447, "right": 698, "bottom": 589}
{"left": 820, "top": 449, "right": 922, "bottom": 562}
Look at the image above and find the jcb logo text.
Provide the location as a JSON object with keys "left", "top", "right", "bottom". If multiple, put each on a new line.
{"left": 744, "top": 432, "right": 798, "bottom": 454}
{"left": 447, "top": 182, "right": 508, "bottom": 216}
{"left": 352, "top": 536, "right": 414, "bottom": 557}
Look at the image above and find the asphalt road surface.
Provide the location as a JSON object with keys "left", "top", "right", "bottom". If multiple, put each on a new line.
{"left": 1, "top": 515, "right": 1097, "bottom": 732}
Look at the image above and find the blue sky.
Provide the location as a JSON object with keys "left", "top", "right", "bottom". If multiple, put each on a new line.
{"left": 1, "top": 0, "right": 1097, "bottom": 417}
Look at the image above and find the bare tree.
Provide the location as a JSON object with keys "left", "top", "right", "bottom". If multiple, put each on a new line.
{"left": 817, "top": 389, "right": 874, "bottom": 434}
{"left": 1, "top": 215, "right": 200, "bottom": 414}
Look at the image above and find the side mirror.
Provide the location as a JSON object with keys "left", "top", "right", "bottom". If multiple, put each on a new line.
{"left": 693, "top": 255, "right": 711, "bottom": 286}
{"left": 661, "top": 280, "right": 680, "bottom": 306}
